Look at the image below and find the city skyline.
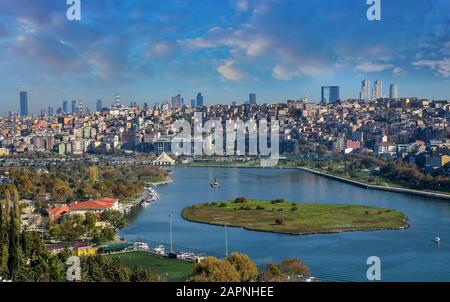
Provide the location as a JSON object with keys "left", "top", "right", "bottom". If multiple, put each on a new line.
{"left": 0, "top": 0, "right": 449, "bottom": 114}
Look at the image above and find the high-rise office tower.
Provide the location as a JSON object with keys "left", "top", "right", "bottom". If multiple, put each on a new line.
{"left": 374, "top": 80, "right": 383, "bottom": 99}
{"left": 62, "top": 100, "right": 68, "bottom": 114}
{"left": 360, "top": 80, "right": 370, "bottom": 101}
{"left": 96, "top": 99, "right": 102, "bottom": 112}
{"left": 249, "top": 93, "right": 257, "bottom": 105}
{"left": 191, "top": 99, "right": 196, "bottom": 108}
{"left": 143, "top": 102, "right": 149, "bottom": 110}
{"left": 321, "top": 86, "right": 340, "bottom": 104}
{"left": 172, "top": 94, "right": 181, "bottom": 109}
{"left": 71, "top": 100, "right": 77, "bottom": 114}
{"left": 390, "top": 84, "right": 398, "bottom": 100}
{"left": 196, "top": 93, "right": 204, "bottom": 107}
{"left": 20, "top": 91, "right": 28, "bottom": 116}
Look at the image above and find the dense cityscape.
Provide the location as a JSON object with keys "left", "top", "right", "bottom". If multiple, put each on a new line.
{"left": 2, "top": 80, "right": 449, "bottom": 177}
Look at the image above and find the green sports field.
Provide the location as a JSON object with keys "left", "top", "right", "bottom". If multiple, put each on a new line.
{"left": 110, "top": 252, "right": 193, "bottom": 282}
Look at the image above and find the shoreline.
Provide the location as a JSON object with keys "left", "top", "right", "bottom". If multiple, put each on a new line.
{"left": 181, "top": 201, "right": 410, "bottom": 237}
{"left": 121, "top": 176, "right": 173, "bottom": 213}
{"left": 176, "top": 164, "right": 450, "bottom": 201}
{"left": 297, "top": 167, "right": 450, "bottom": 201}
{"left": 181, "top": 215, "right": 410, "bottom": 237}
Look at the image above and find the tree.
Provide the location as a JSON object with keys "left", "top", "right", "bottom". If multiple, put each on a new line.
{"left": 190, "top": 257, "right": 241, "bottom": 282}
{"left": 8, "top": 188, "right": 21, "bottom": 279}
{"left": 88, "top": 166, "right": 99, "bottom": 183}
{"left": 226, "top": 252, "right": 258, "bottom": 282}
{"left": 130, "top": 266, "right": 159, "bottom": 282}
{"left": 84, "top": 212, "right": 97, "bottom": 232}
{"left": 281, "top": 258, "right": 310, "bottom": 278}
{"left": 259, "top": 263, "right": 284, "bottom": 282}
{"left": 100, "top": 210, "right": 126, "bottom": 229}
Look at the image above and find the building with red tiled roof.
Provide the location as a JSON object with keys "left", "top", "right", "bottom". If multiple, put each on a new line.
{"left": 46, "top": 198, "right": 120, "bottom": 219}
{"left": 47, "top": 205, "right": 70, "bottom": 220}
{"left": 69, "top": 197, "right": 120, "bottom": 215}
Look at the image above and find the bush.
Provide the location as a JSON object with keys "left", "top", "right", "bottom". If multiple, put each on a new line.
{"left": 275, "top": 218, "right": 284, "bottom": 225}
{"left": 219, "top": 203, "right": 227, "bottom": 208}
{"left": 271, "top": 199, "right": 285, "bottom": 204}
{"left": 234, "top": 197, "right": 248, "bottom": 204}
{"left": 277, "top": 209, "right": 283, "bottom": 212}
{"left": 239, "top": 206, "right": 251, "bottom": 211}
{"left": 256, "top": 206, "right": 265, "bottom": 210}
{"left": 290, "top": 206, "right": 299, "bottom": 211}
{"left": 210, "top": 202, "right": 218, "bottom": 206}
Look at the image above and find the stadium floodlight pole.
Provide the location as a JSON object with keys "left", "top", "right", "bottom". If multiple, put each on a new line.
{"left": 169, "top": 213, "right": 173, "bottom": 253}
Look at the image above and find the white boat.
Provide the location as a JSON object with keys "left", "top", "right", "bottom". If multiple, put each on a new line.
{"left": 210, "top": 178, "right": 220, "bottom": 189}
{"left": 434, "top": 237, "right": 441, "bottom": 244}
{"left": 134, "top": 242, "right": 150, "bottom": 251}
{"left": 153, "top": 245, "right": 165, "bottom": 255}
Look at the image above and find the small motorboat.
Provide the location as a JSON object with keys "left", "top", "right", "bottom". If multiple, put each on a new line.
{"left": 434, "top": 236, "right": 441, "bottom": 244}
{"left": 210, "top": 178, "right": 221, "bottom": 189}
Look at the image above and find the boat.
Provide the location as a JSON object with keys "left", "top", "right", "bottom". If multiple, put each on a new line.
{"left": 134, "top": 242, "right": 149, "bottom": 251}
{"left": 153, "top": 245, "right": 165, "bottom": 255}
{"left": 434, "top": 236, "right": 441, "bottom": 244}
{"left": 210, "top": 178, "right": 221, "bottom": 189}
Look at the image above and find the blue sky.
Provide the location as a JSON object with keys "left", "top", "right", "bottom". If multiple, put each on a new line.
{"left": 0, "top": 0, "right": 449, "bottom": 114}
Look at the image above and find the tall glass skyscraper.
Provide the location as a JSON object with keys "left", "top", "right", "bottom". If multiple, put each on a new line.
{"left": 71, "top": 100, "right": 77, "bottom": 114}
{"left": 390, "top": 84, "right": 399, "bottom": 99}
{"left": 360, "top": 80, "right": 370, "bottom": 101}
{"left": 196, "top": 92, "right": 204, "bottom": 107}
{"left": 20, "top": 91, "right": 28, "bottom": 116}
{"left": 249, "top": 93, "right": 256, "bottom": 105}
{"left": 96, "top": 99, "right": 103, "bottom": 112}
{"left": 62, "top": 100, "right": 68, "bottom": 114}
{"left": 321, "top": 86, "right": 340, "bottom": 104}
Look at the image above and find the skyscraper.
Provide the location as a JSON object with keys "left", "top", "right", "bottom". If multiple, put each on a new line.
{"left": 374, "top": 80, "right": 383, "bottom": 99}
{"left": 62, "top": 100, "right": 68, "bottom": 114}
{"left": 249, "top": 93, "right": 257, "bottom": 105}
{"left": 390, "top": 84, "right": 399, "bottom": 99}
{"left": 191, "top": 99, "right": 196, "bottom": 108}
{"left": 360, "top": 80, "right": 370, "bottom": 101}
{"left": 20, "top": 91, "right": 28, "bottom": 116}
{"left": 71, "top": 100, "right": 77, "bottom": 114}
{"left": 321, "top": 86, "right": 340, "bottom": 104}
{"left": 96, "top": 99, "right": 103, "bottom": 112}
{"left": 172, "top": 94, "right": 181, "bottom": 109}
{"left": 196, "top": 92, "right": 204, "bottom": 107}
{"left": 143, "top": 102, "right": 149, "bottom": 110}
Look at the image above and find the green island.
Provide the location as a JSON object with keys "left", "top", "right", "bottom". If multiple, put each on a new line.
{"left": 182, "top": 198, "right": 409, "bottom": 235}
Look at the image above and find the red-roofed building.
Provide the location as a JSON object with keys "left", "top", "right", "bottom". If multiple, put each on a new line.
{"left": 47, "top": 205, "right": 70, "bottom": 220}
{"left": 69, "top": 197, "right": 120, "bottom": 216}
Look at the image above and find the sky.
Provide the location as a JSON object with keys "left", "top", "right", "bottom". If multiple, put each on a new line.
{"left": 0, "top": 0, "right": 449, "bottom": 114}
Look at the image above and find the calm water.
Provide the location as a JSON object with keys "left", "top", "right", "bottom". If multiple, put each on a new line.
{"left": 119, "top": 167, "right": 450, "bottom": 282}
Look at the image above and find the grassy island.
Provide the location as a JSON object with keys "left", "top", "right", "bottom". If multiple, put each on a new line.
{"left": 181, "top": 198, "right": 409, "bottom": 235}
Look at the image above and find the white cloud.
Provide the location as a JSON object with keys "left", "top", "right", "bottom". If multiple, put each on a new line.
{"left": 355, "top": 61, "right": 394, "bottom": 73}
{"left": 233, "top": 0, "right": 250, "bottom": 12}
{"left": 412, "top": 59, "right": 450, "bottom": 78}
{"left": 217, "top": 60, "right": 244, "bottom": 81}
{"left": 392, "top": 67, "right": 406, "bottom": 76}
{"left": 272, "top": 65, "right": 300, "bottom": 80}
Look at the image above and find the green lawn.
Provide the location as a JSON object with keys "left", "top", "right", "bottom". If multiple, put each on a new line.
{"left": 109, "top": 252, "right": 193, "bottom": 282}
{"left": 182, "top": 200, "right": 408, "bottom": 235}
